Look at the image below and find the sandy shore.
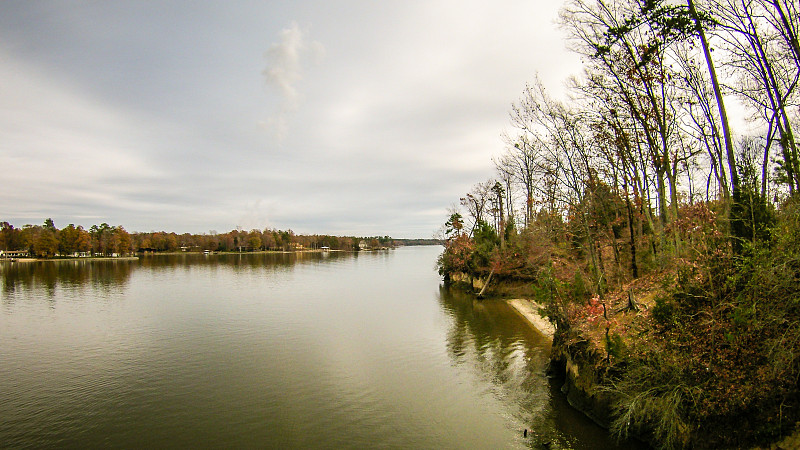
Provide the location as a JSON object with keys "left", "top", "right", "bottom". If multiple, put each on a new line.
{"left": 507, "top": 299, "right": 556, "bottom": 340}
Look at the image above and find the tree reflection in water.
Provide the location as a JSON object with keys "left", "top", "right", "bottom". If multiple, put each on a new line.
{"left": 437, "top": 286, "right": 646, "bottom": 450}
{"left": 0, "top": 252, "right": 353, "bottom": 308}
{"left": 1, "top": 260, "right": 135, "bottom": 304}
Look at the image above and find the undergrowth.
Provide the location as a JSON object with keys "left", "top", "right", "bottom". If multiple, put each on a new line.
{"left": 596, "top": 200, "right": 800, "bottom": 448}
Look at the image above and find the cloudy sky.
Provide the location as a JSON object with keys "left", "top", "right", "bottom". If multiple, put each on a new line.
{"left": 0, "top": 1, "right": 581, "bottom": 238}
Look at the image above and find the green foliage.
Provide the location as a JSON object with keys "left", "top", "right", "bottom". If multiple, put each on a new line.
{"left": 43, "top": 218, "right": 56, "bottom": 231}
{"left": 596, "top": 0, "right": 710, "bottom": 68}
{"left": 0, "top": 219, "right": 388, "bottom": 257}
{"left": 247, "top": 235, "right": 262, "bottom": 250}
{"left": 585, "top": 176, "right": 626, "bottom": 236}
{"left": 532, "top": 263, "right": 558, "bottom": 304}
{"left": 58, "top": 224, "right": 91, "bottom": 255}
{"left": 532, "top": 263, "right": 572, "bottom": 330}
{"left": 471, "top": 220, "right": 499, "bottom": 270}
{"left": 503, "top": 216, "right": 516, "bottom": 243}
{"left": 439, "top": 0, "right": 798, "bottom": 444}
{"left": 731, "top": 144, "right": 776, "bottom": 251}
{"left": 606, "top": 359, "right": 692, "bottom": 450}
{"left": 571, "top": 270, "right": 588, "bottom": 301}
{"left": 606, "top": 331, "right": 627, "bottom": 360}
{"left": 473, "top": 220, "right": 498, "bottom": 249}
{"left": 651, "top": 296, "right": 675, "bottom": 328}
{"left": 444, "top": 212, "right": 463, "bottom": 238}
{"left": 437, "top": 214, "right": 505, "bottom": 281}
{"left": 775, "top": 195, "right": 800, "bottom": 252}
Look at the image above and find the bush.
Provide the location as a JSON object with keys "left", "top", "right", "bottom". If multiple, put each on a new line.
{"left": 572, "top": 270, "right": 588, "bottom": 301}
{"left": 651, "top": 296, "right": 675, "bottom": 327}
{"left": 605, "top": 353, "right": 693, "bottom": 450}
{"left": 612, "top": 197, "right": 800, "bottom": 447}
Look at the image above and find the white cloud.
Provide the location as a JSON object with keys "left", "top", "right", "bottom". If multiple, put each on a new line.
{"left": 262, "top": 21, "right": 324, "bottom": 139}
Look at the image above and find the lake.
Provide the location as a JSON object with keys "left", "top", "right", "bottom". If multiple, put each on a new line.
{"left": 0, "top": 246, "right": 642, "bottom": 449}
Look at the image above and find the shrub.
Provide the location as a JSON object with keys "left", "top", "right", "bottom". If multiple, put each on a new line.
{"left": 651, "top": 296, "right": 675, "bottom": 327}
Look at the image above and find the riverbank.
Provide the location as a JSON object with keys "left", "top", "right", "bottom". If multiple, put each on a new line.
{"left": 502, "top": 282, "right": 800, "bottom": 450}
{"left": 438, "top": 199, "right": 800, "bottom": 448}
{"left": 506, "top": 299, "right": 555, "bottom": 340}
{"left": 506, "top": 298, "right": 636, "bottom": 442}
{"left": 482, "top": 275, "right": 800, "bottom": 450}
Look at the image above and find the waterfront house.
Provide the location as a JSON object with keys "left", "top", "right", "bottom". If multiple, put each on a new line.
{"left": 0, "top": 250, "right": 29, "bottom": 259}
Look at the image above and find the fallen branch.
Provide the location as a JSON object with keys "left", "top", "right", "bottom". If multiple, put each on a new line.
{"left": 477, "top": 267, "right": 495, "bottom": 298}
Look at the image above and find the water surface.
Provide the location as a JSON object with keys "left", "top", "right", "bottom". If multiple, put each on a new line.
{"left": 0, "top": 247, "right": 640, "bottom": 448}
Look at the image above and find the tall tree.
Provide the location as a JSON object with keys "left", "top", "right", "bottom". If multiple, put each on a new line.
{"left": 713, "top": 0, "right": 800, "bottom": 193}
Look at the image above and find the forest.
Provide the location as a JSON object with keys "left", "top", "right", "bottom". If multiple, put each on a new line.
{"left": 0, "top": 218, "right": 396, "bottom": 257}
{"left": 437, "top": 0, "right": 800, "bottom": 448}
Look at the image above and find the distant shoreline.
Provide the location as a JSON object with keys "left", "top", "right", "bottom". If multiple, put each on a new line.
{"left": 0, "top": 245, "right": 443, "bottom": 263}
{"left": 140, "top": 248, "right": 355, "bottom": 256}
{"left": 0, "top": 248, "right": 363, "bottom": 263}
{"left": 1, "top": 256, "right": 140, "bottom": 263}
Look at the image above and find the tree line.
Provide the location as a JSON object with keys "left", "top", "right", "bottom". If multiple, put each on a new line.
{"left": 0, "top": 219, "right": 396, "bottom": 258}
{"left": 440, "top": 0, "right": 797, "bottom": 291}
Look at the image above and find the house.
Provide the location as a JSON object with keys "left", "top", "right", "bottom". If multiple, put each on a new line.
{"left": 0, "top": 250, "right": 29, "bottom": 260}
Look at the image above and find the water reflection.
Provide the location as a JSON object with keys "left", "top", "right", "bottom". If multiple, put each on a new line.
{"left": 0, "top": 249, "right": 644, "bottom": 449}
{"left": 438, "top": 286, "right": 646, "bottom": 450}
{"left": 1, "top": 260, "right": 135, "bottom": 303}
{"left": 137, "top": 251, "right": 353, "bottom": 271}
{"left": 0, "top": 252, "right": 356, "bottom": 302}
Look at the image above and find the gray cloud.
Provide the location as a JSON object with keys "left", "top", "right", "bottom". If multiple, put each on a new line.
{"left": 0, "top": 1, "right": 581, "bottom": 238}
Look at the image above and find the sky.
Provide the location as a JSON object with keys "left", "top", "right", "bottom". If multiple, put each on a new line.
{"left": 0, "top": 1, "right": 581, "bottom": 238}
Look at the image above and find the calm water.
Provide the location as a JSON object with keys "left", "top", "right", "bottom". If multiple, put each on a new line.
{"left": 0, "top": 246, "right": 641, "bottom": 449}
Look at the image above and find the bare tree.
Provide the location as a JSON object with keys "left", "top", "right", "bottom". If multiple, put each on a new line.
{"left": 713, "top": 0, "right": 800, "bottom": 193}
{"left": 510, "top": 76, "right": 611, "bottom": 291}
{"left": 496, "top": 132, "right": 541, "bottom": 227}
{"left": 460, "top": 180, "right": 494, "bottom": 236}
{"left": 561, "top": 0, "right": 685, "bottom": 236}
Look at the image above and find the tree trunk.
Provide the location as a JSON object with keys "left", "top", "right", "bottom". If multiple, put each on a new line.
{"left": 625, "top": 185, "right": 639, "bottom": 279}
{"left": 477, "top": 267, "right": 495, "bottom": 298}
{"left": 688, "top": 0, "right": 738, "bottom": 203}
{"left": 771, "top": 0, "right": 800, "bottom": 63}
